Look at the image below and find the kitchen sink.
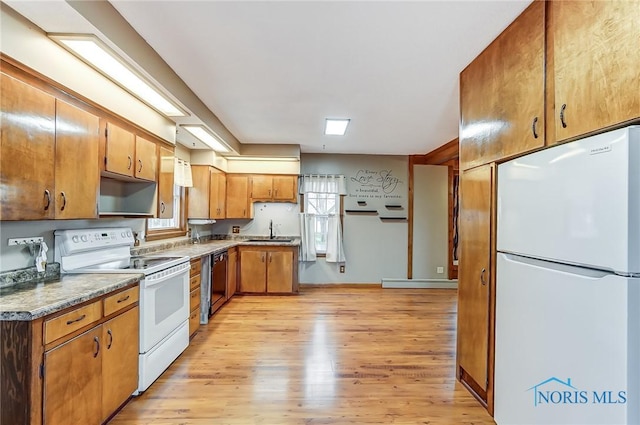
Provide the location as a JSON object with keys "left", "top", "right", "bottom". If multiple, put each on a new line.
{"left": 247, "top": 239, "right": 293, "bottom": 243}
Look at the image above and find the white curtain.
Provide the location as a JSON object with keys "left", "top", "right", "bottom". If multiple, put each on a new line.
{"left": 174, "top": 158, "right": 193, "bottom": 187}
{"left": 299, "top": 174, "right": 347, "bottom": 195}
{"left": 299, "top": 174, "right": 347, "bottom": 264}
{"left": 299, "top": 213, "right": 317, "bottom": 262}
{"left": 326, "top": 215, "right": 346, "bottom": 263}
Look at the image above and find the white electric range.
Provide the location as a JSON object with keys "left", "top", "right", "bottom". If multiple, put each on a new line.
{"left": 54, "top": 228, "right": 190, "bottom": 393}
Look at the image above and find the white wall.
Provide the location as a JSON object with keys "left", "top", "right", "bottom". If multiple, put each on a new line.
{"left": 210, "top": 203, "right": 301, "bottom": 238}
{"left": 412, "top": 165, "right": 449, "bottom": 279}
{"left": 300, "top": 154, "right": 409, "bottom": 284}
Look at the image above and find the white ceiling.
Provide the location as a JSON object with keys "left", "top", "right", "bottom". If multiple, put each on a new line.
{"left": 6, "top": 0, "right": 532, "bottom": 156}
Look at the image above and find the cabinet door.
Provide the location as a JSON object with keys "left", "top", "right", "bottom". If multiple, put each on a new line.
{"left": 226, "top": 248, "right": 237, "bottom": 299}
{"left": 239, "top": 249, "right": 267, "bottom": 293}
{"left": 551, "top": 0, "right": 640, "bottom": 143}
{"left": 226, "top": 175, "right": 250, "bottom": 218}
{"left": 158, "top": 145, "right": 175, "bottom": 219}
{"left": 273, "top": 176, "right": 297, "bottom": 202}
{"left": 209, "top": 168, "right": 226, "bottom": 219}
{"left": 101, "top": 306, "right": 139, "bottom": 422}
{"left": 188, "top": 165, "right": 211, "bottom": 218}
{"left": 457, "top": 164, "right": 493, "bottom": 395}
{"left": 250, "top": 175, "right": 272, "bottom": 200}
{"left": 105, "top": 122, "right": 135, "bottom": 177}
{"left": 217, "top": 173, "right": 227, "bottom": 218}
{"left": 266, "top": 250, "right": 294, "bottom": 293}
{"left": 134, "top": 136, "right": 157, "bottom": 181}
{"left": 459, "top": 1, "right": 545, "bottom": 170}
{"left": 0, "top": 73, "right": 56, "bottom": 220}
{"left": 44, "top": 328, "right": 102, "bottom": 425}
{"left": 55, "top": 100, "right": 100, "bottom": 219}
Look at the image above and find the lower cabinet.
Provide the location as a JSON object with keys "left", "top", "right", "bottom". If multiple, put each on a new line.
{"left": 0, "top": 283, "right": 139, "bottom": 425}
{"left": 226, "top": 247, "right": 238, "bottom": 299}
{"left": 189, "top": 258, "right": 202, "bottom": 337}
{"left": 238, "top": 246, "right": 298, "bottom": 294}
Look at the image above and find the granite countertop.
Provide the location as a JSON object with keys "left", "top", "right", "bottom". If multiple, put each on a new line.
{"left": 0, "top": 238, "right": 299, "bottom": 322}
{"left": 0, "top": 273, "right": 142, "bottom": 321}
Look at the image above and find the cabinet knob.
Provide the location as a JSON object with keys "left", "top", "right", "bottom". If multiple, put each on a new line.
{"left": 532, "top": 116, "right": 539, "bottom": 139}
{"left": 560, "top": 104, "right": 568, "bottom": 128}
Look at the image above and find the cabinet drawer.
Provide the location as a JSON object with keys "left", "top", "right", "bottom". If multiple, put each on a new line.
{"left": 44, "top": 301, "right": 102, "bottom": 345}
{"left": 103, "top": 286, "right": 139, "bottom": 317}
{"left": 190, "top": 288, "right": 201, "bottom": 311}
{"left": 190, "top": 258, "right": 201, "bottom": 278}
{"left": 189, "top": 308, "right": 200, "bottom": 336}
{"left": 190, "top": 275, "right": 201, "bottom": 291}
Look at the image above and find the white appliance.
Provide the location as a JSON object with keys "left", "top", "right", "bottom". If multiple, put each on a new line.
{"left": 494, "top": 125, "right": 640, "bottom": 425}
{"left": 54, "top": 228, "right": 190, "bottom": 393}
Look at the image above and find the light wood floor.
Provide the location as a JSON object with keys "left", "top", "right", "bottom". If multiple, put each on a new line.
{"left": 110, "top": 287, "right": 495, "bottom": 425}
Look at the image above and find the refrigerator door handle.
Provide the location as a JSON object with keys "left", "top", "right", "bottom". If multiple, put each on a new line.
{"left": 500, "top": 252, "right": 612, "bottom": 279}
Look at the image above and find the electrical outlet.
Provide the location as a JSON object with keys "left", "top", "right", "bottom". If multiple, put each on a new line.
{"left": 437, "top": 266, "right": 444, "bottom": 274}
{"left": 232, "top": 226, "right": 240, "bottom": 234}
{"left": 340, "top": 265, "right": 345, "bottom": 273}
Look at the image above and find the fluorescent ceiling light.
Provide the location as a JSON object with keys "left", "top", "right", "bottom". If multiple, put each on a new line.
{"left": 49, "top": 34, "right": 186, "bottom": 117}
{"left": 182, "top": 125, "right": 229, "bottom": 152}
{"left": 325, "top": 118, "right": 350, "bottom": 136}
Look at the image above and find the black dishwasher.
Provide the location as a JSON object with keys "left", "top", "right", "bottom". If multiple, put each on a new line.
{"left": 210, "top": 251, "right": 227, "bottom": 315}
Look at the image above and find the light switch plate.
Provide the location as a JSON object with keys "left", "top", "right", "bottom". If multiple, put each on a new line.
{"left": 232, "top": 226, "right": 240, "bottom": 234}
{"left": 437, "top": 266, "right": 444, "bottom": 274}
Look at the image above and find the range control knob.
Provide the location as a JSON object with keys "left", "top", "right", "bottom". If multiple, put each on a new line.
{"left": 72, "top": 235, "right": 79, "bottom": 243}
{"left": 126, "top": 231, "right": 132, "bottom": 238}
{"left": 81, "top": 235, "right": 88, "bottom": 242}
{"left": 121, "top": 232, "right": 126, "bottom": 238}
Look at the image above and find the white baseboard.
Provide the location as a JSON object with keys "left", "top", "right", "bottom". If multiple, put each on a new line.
{"left": 381, "top": 278, "right": 458, "bottom": 289}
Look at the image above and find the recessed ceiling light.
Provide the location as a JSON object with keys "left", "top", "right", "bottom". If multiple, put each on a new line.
{"left": 182, "top": 125, "right": 229, "bottom": 152}
{"left": 49, "top": 34, "right": 186, "bottom": 117}
{"left": 325, "top": 118, "right": 350, "bottom": 136}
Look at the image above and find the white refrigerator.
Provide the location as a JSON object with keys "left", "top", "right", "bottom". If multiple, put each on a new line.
{"left": 494, "top": 125, "right": 640, "bottom": 424}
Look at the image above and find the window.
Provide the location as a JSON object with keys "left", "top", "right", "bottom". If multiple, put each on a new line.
{"left": 304, "top": 192, "right": 340, "bottom": 254}
{"left": 146, "top": 184, "right": 186, "bottom": 240}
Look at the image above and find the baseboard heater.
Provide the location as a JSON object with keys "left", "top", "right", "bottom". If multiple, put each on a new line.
{"left": 381, "top": 278, "right": 458, "bottom": 289}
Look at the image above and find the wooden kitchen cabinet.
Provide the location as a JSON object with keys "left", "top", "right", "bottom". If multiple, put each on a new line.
{"left": 100, "top": 306, "right": 139, "bottom": 422}
{"left": 157, "top": 145, "right": 175, "bottom": 219}
{"left": 188, "top": 166, "right": 226, "bottom": 219}
{"left": 238, "top": 246, "right": 298, "bottom": 294}
{"left": 134, "top": 136, "right": 157, "bottom": 181}
{"left": 226, "top": 174, "right": 251, "bottom": 219}
{"left": 189, "top": 258, "right": 202, "bottom": 337}
{"left": 548, "top": 0, "right": 640, "bottom": 144}
{"left": 226, "top": 247, "right": 238, "bottom": 299}
{"left": 43, "top": 327, "right": 102, "bottom": 425}
{"left": 459, "top": 0, "right": 545, "bottom": 171}
{"left": 1, "top": 284, "right": 139, "bottom": 425}
{"left": 0, "top": 74, "right": 100, "bottom": 220}
{"left": 456, "top": 164, "right": 494, "bottom": 409}
{"left": 250, "top": 175, "right": 298, "bottom": 203}
{"left": 105, "top": 122, "right": 136, "bottom": 177}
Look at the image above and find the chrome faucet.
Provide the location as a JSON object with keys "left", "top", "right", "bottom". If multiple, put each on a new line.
{"left": 269, "top": 219, "right": 275, "bottom": 239}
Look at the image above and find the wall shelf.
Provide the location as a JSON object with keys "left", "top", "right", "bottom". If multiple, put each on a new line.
{"left": 345, "top": 209, "right": 378, "bottom": 215}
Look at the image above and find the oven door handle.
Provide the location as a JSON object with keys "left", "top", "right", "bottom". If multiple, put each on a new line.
{"left": 144, "top": 265, "right": 189, "bottom": 288}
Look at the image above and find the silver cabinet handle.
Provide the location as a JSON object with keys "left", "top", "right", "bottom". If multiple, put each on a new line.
{"left": 66, "top": 314, "right": 86, "bottom": 325}
{"left": 480, "top": 268, "right": 487, "bottom": 285}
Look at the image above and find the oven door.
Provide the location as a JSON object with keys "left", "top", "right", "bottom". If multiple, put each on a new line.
{"left": 139, "top": 262, "right": 190, "bottom": 353}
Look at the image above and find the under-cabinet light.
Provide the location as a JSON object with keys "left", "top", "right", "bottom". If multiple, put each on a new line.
{"left": 324, "top": 118, "right": 350, "bottom": 136}
{"left": 182, "top": 125, "right": 229, "bottom": 153}
{"left": 49, "top": 34, "right": 186, "bottom": 117}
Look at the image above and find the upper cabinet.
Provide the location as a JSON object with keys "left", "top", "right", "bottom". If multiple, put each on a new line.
{"left": 226, "top": 174, "right": 251, "bottom": 219}
{"left": 0, "top": 73, "right": 100, "bottom": 221}
{"left": 548, "top": 0, "right": 640, "bottom": 144}
{"left": 250, "top": 175, "right": 298, "bottom": 203}
{"left": 188, "top": 165, "right": 226, "bottom": 219}
{"left": 460, "top": 0, "right": 545, "bottom": 171}
{"left": 157, "top": 145, "right": 175, "bottom": 219}
{"left": 104, "top": 123, "right": 157, "bottom": 182}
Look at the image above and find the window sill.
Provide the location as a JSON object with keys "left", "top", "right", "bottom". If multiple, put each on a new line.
{"left": 146, "top": 229, "right": 187, "bottom": 242}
